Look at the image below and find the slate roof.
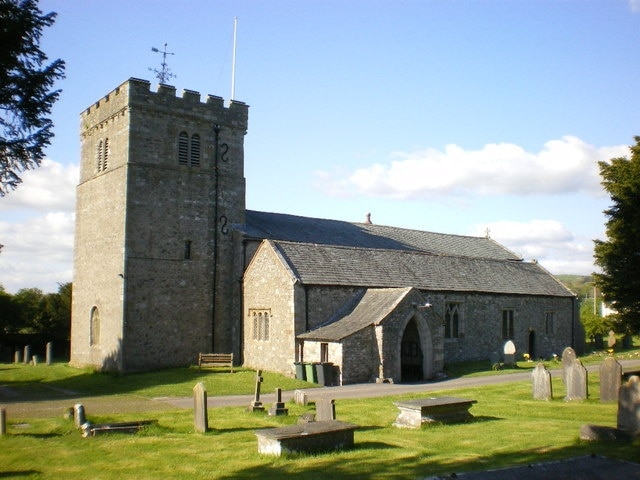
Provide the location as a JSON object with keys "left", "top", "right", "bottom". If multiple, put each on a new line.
{"left": 270, "top": 240, "right": 574, "bottom": 298}
{"left": 244, "top": 210, "right": 520, "bottom": 261}
{"left": 298, "top": 288, "right": 414, "bottom": 341}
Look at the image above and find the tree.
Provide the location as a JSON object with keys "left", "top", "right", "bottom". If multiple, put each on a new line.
{"left": 593, "top": 136, "right": 640, "bottom": 334}
{"left": 0, "top": 0, "right": 65, "bottom": 196}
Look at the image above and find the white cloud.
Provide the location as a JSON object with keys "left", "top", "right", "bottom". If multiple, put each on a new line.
{"left": 0, "top": 159, "right": 78, "bottom": 212}
{"left": 315, "top": 136, "right": 629, "bottom": 200}
{"left": 0, "top": 160, "right": 77, "bottom": 293}
{"left": 629, "top": 0, "right": 640, "bottom": 13}
{"left": 470, "top": 219, "right": 595, "bottom": 275}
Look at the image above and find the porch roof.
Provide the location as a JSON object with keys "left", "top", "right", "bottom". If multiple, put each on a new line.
{"left": 298, "top": 287, "right": 413, "bottom": 342}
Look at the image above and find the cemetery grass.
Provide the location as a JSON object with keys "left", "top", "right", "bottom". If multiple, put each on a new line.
{"left": 2, "top": 364, "right": 639, "bottom": 479}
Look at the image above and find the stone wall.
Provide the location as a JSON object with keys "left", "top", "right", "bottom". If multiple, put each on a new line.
{"left": 72, "top": 78, "right": 248, "bottom": 372}
{"left": 243, "top": 241, "right": 298, "bottom": 376}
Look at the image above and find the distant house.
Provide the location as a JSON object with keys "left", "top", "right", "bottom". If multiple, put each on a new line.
{"left": 242, "top": 212, "right": 578, "bottom": 385}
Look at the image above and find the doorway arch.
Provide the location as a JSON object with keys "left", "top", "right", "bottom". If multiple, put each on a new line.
{"left": 528, "top": 330, "right": 536, "bottom": 359}
{"left": 401, "top": 318, "right": 423, "bottom": 382}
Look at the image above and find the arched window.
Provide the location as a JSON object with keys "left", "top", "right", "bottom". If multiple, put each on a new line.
{"left": 90, "top": 306, "right": 101, "bottom": 346}
{"left": 190, "top": 134, "right": 201, "bottom": 167}
{"left": 97, "top": 140, "right": 103, "bottom": 172}
{"left": 103, "top": 138, "right": 109, "bottom": 170}
{"left": 178, "top": 132, "right": 189, "bottom": 165}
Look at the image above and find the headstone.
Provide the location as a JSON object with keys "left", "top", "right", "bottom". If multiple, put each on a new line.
{"left": 298, "top": 412, "right": 316, "bottom": 423}
{"left": 294, "top": 389, "right": 308, "bottom": 405}
{"left": 32, "top": 355, "right": 39, "bottom": 366}
{"left": 599, "top": 356, "right": 622, "bottom": 402}
{"left": 248, "top": 370, "right": 265, "bottom": 412}
{"left": 63, "top": 407, "right": 74, "bottom": 420}
{"left": 617, "top": 375, "right": 640, "bottom": 433}
{"left": 532, "top": 363, "right": 553, "bottom": 400}
{"left": 74, "top": 403, "right": 86, "bottom": 427}
{"left": 46, "top": 342, "right": 53, "bottom": 365}
{"left": 0, "top": 408, "right": 5, "bottom": 435}
{"left": 564, "top": 359, "right": 588, "bottom": 401}
{"left": 503, "top": 340, "right": 516, "bottom": 365}
{"left": 23, "top": 345, "right": 31, "bottom": 365}
{"left": 193, "top": 382, "right": 208, "bottom": 433}
{"left": 316, "top": 398, "right": 336, "bottom": 421}
{"left": 489, "top": 351, "right": 500, "bottom": 366}
{"left": 607, "top": 330, "right": 617, "bottom": 349}
{"left": 561, "top": 346, "right": 577, "bottom": 384}
{"left": 14, "top": 350, "right": 21, "bottom": 364}
{"left": 268, "top": 388, "right": 288, "bottom": 416}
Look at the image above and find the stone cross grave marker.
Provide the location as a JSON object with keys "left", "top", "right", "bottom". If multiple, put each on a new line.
{"left": 248, "top": 370, "right": 265, "bottom": 412}
{"left": 74, "top": 403, "right": 86, "bottom": 428}
{"left": 268, "top": 388, "right": 288, "bottom": 416}
{"left": 599, "top": 356, "right": 622, "bottom": 403}
{"left": 193, "top": 382, "right": 208, "bottom": 433}
{"left": 46, "top": 342, "right": 53, "bottom": 365}
{"left": 617, "top": 375, "right": 640, "bottom": 433}
{"left": 564, "top": 359, "right": 588, "bottom": 401}
{"left": 561, "top": 346, "right": 577, "bottom": 384}
{"left": 532, "top": 362, "right": 553, "bottom": 400}
{"left": 503, "top": 340, "right": 516, "bottom": 365}
{"left": 316, "top": 398, "right": 336, "bottom": 421}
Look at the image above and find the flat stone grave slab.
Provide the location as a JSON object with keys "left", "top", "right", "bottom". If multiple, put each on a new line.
{"left": 393, "top": 396, "right": 477, "bottom": 428}
{"left": 255, "top": 420, "right": 357, "bottom": 456}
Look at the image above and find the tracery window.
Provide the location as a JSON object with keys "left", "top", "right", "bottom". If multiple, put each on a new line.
{"left": 445, "top": 302, "right": 461, "bottom": 338}
{"left": 96, "top": 138, "right": 110, "bottom": 172}
{"left": 250, "top": 309, "right": 270, "bottom": 341}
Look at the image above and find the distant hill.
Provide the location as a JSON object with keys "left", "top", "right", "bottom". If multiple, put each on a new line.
{"left": 555, "top": 274, "right": 594, "bottom": 300}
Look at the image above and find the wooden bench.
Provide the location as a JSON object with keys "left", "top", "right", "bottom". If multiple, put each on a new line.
{"left": 393, "top": 396, "right": 477, "bottom": 429}
{"left": 198, "top": 353, "right": 233, "bottom": 372}
{"left": 255, "top": 420, "right": 358, "bottom": 456}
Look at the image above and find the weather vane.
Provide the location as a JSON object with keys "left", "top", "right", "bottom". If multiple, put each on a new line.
{"left": 149, "top": 43, "right": 176, "bottom": 84}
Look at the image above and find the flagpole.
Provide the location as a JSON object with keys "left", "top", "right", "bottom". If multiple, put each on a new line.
{"left": 231, "top": 17, "right": 238, "bottom": 101}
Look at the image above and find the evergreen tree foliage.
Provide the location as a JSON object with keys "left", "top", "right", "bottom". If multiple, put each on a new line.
{"left": 593, "top": 136, "right": 640, "bottom": 334}
{"left": 0, "top": 0, "right": 65, "bottom": 196}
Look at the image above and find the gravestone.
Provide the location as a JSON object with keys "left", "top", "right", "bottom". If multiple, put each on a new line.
{"left": 561, "top": 346, "right": 577, "bottom": 384}
{"left": 503, "top": 340, "right": 516, "bottom": 365}
{"left": 607, "top": 330, "right": 617, "bottom": 349}
{"left": 74, "top": 403, "right": 86, "bottom": 427}
{"left": 617, "top": 375, "right": 640, "bottom": 433}
{"left": 14, "top": 350, "right": 21, "bottom": 364}
{"left": 599, "top": 356, "right": 622, "bottom": 403}
{"left": 316, "top": 398, "right": 336, "bottom": 421}
{"left": 268, "top": 388, "right": 288, "bottom": 416}
{"left": 248, "top": 370, "right": 265, "bottom": 412}
{"left": 23, "top": 345, "right": 31, "bottom": 365}
{"left": 294, "top": 389, "right": 308, "bottom": 405}
{"left": 532, "top": 363, "right": 553, "bottom": 400}
{"left": 193, "top": 382, "right": 208, "bottom": 433}
{"left": 46, "top": 342, "right": 53, "bottom": 365}
{"left": 564, "top": 359, "right": 588, "bottom": 401}
{"left": 0, "top": 408, "right": 5, "bottom": 435}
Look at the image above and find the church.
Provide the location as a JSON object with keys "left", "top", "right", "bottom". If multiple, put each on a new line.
{"left": 70, "top": 78, "right": 579, "bottom": 384}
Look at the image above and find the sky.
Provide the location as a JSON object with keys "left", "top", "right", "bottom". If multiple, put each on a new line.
{"left": 1, "top": 0, "right": 640, "bottom": 294}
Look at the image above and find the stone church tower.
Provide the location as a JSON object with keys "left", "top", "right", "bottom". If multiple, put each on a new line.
{"left": 71, "top": 78, "right": 248, "bottom": 371}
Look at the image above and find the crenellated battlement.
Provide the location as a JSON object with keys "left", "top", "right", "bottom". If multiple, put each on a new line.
{"left": 81, "top": 77, "right": 248, "bottom": 127}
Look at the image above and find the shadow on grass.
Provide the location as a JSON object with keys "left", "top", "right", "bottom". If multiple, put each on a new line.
{"left": 0, "top": 471, "right": 41, "bottom": 478}
{"left": 215, "top": 443, "right": 640, "bottom": 480}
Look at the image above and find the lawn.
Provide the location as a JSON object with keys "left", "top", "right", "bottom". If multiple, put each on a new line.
{"left": 0, "top": 355, "right": 639, "bottom": 479}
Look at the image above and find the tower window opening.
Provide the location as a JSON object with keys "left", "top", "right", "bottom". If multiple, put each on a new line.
{"left": 178, "top": 132, "right": 189, "bottom": 165}
{"left": 190, "top": 134, "right": 201, "bottom": 167}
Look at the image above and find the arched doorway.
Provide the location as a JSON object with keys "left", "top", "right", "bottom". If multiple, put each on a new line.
{"left": 528, "top": 330, "right": 536, "bottom": 359}
{"left": 401, "top": 318, "right": 423, "bottom": 382}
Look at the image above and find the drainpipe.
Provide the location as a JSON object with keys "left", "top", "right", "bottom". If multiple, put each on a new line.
{"left": 211, "top": 124, "right": 221, "bottom": 352}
